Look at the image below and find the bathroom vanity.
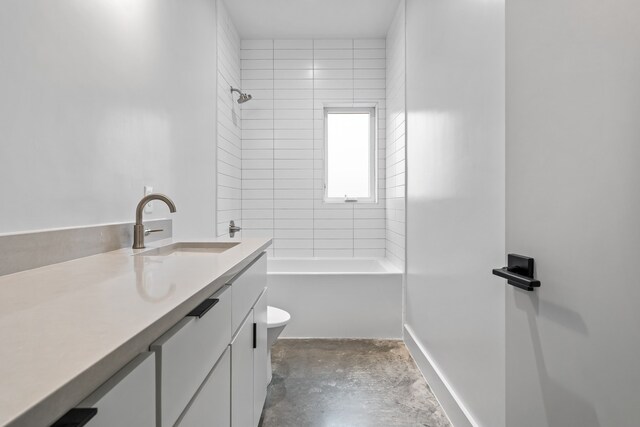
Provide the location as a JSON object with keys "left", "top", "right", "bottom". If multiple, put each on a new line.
{"left": 0, "top": 237, "right": 271, "bottom": 427}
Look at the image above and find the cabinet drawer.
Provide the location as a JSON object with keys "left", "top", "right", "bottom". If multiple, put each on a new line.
{"left": 177, "top": 347, "right": 231, "bottom": 427}
{"left": 151, "top": 285, "right": 232, "bottom": 427}
{"left": 228, "top": 252, "right": 267, "bottom": 334}
{"left": 74, "top": 352, "right": 155, "bottom": 427}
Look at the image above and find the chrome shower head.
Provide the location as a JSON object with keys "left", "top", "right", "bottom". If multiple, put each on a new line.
{"left": 238, "top": 93, "right": 252, "bottom": 104}
{"left": 230, "top": 87, "right": 252, "bottom": 104}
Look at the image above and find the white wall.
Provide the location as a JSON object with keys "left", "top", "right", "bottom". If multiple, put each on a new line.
{"left": 0, "top": 0, "right": 217, "bottom": 238}
{"left": 216, "top": 0, "right": 242, "bottom": 237}
{"left": 405, "top": 0, "right": 505, "bottom": 426}
{"left": 385, "top": 2, "right": 406, "bottom": 270}
{"left": 239, "top": 39, "right": 387, "bottom": 258}
{"left": 505, "top": 0, "right": 640, "bottom": 425}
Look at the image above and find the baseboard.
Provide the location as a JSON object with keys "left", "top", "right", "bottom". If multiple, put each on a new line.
{"left": 403, "top": 324, "right": 477, "bottom": 427}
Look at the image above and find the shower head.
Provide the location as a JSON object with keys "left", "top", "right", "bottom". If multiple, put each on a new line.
{"left": 238, "top": 93, "right": 252, "bottom": 104}
{"left": 230, "top": 87, "right": 252, "bottom": 104}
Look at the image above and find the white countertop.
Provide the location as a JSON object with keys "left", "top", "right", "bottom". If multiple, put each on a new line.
{"left": 0, "top": 237, "right": 271, "bottom": 427}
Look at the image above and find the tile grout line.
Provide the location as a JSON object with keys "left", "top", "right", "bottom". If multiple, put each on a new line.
{"left": 352, "top": 40, "right": 355, "bottom": 257}
{"left": 239, "top": 39, "right": 243, "bottom": 241}
{"left": 272, "top": 40, "right": 275, "bottom": 257}
{"left": 313, "top": 39, "right": 316, "bottom": 257}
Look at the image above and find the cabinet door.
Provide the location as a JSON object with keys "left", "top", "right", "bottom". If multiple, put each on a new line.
{"left": 79, "top": 353, "right": 155, "bottom": 427}
{"left": 253, "top": 290, "right": 268, "bottom": 426}
{"left": 229, "top": 253, "right": 266, "bottom": 334}
{"left": 231, "top": 311, "right": 254, "bottom": 427}
{"left": 178, "top": 347, "right": 231, "bottom": 427}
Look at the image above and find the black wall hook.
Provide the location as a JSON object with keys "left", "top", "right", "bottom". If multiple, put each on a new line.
{"left": 493, "top": 254, "right": 541, "bottom": 291}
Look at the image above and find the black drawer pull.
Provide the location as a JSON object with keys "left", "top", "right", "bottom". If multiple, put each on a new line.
{"left": 51, "top": 408, "right": 97, "bottom": 427}
{"left": 187, "top": 298, "right": 219, "bottom": 318}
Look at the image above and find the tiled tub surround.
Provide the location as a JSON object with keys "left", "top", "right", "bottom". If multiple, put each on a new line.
{"left": 216, "top": 0, "right": 243, "bottom": 238}
{"left": 240, "top": 39, "right": 387, "bottom": 258}
{"left": 385, "top": 3, "right": 406, "bottom": 270}
{"left": 0, "top": 237, "right": 271, "bottom": 426}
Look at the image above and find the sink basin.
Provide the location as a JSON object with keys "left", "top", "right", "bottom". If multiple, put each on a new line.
{"left": 134, "top": 242, "right": 240, "bottom": 257}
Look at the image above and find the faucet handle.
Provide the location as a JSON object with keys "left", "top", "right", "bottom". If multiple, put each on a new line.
{"left": 144, "top": 228, "right": 164, "bottom": 236}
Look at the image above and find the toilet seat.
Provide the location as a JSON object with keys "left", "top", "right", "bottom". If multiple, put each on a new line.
{"left": 267, "top": 306, "right": 290, "bottom": 328}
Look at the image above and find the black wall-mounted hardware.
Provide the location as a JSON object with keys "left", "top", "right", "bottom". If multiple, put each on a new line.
{"left": 186, "top": 298, "right": 219, "bottom": 318}
{"left": 493, "top": 254, "right": 541, "bottom": 291}
{"left": 253, "top": 323, "right": 257, "bottom": 349}
{"left": 51, "top": 408, "right": 97, "bottom": 427}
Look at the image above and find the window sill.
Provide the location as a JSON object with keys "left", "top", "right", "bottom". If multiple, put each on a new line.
{"left": 323, "top": 198, "right": 379, "bottom": 205}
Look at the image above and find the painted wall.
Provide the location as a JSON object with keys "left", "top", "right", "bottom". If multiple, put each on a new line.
{"left": 405, "top": 0, "right": 505, "bottom": 426}
{"left": 0, "top": 0, "right": 217, "bottom": 238}
{"left": 385, "top": 2, "right": 406, "bottom": 270}
{"left": 239, "top": 39, "right": 387, "bottom": 258}
{"left": 505, "top": 0, "right": 640, "bottom": 425}
{"left": 216, "top": 0, "right": 242, "bottom": 237}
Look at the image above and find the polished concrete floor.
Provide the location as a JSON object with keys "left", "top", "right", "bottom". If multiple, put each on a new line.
{"left": 259, "top": 339, "right": 451, "bottom": 427}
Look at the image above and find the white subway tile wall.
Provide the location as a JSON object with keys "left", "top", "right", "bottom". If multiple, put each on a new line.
{"left": 240, "top": 39, "right": 387, "bottom": 258}
{"left": 216, "top": 0, "right": 242, "bottom": 238}
{"left": 385, "top": 6, "right": 406, "bottom": 269}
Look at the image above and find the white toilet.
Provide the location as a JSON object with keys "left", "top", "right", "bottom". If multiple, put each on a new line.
{"left": 266, "top": 306, "right": 291, "bottom": 383}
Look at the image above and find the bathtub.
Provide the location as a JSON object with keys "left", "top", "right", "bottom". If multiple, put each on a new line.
{"left": 267, "top": 258, "right": 403, "bottom": 339}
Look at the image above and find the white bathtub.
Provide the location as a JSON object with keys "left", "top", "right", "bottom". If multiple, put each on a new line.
{"left": 267, "top": 258, "right": 403, "bottom": 339}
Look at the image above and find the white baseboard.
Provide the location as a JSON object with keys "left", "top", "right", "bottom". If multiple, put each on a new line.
{"left": 403, "top": 324, "right": 477, "bottom": 427}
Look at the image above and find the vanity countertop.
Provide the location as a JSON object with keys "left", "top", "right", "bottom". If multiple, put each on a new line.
{"left": 0, "top": 237, "right": 271, "bottom": 427}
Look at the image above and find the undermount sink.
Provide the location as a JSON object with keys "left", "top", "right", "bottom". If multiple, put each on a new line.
{"left": 134, "top": 242, "right": 240, "bottom": 257}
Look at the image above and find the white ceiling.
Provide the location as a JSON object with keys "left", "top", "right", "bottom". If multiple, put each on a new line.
{"left": 222, "top": 0, "right": 402, "bottom": 39}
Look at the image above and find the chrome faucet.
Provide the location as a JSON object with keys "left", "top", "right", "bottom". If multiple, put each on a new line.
{"left": 133, "top": 193, "right": 177, "bottom": 249}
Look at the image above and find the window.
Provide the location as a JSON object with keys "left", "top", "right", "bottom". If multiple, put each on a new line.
{"left": 324, "top": 107, "right": 377, "bottom": 203}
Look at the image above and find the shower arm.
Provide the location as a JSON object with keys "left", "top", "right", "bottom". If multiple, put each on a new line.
{"left": 230, "top": 86, "right": 252, "bottom": 104}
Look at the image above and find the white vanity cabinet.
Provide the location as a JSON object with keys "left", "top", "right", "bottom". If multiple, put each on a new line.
{"left": 231, "top": 311, "right": 256, "bottom": 427}
{"left": 252, "top": 290, "right": 268, "bottom": 427}
{"left": 51, "top": 251, "right": 268, "bottom": 427}
{"left": 151, "top": 285, "right": 232, "bottom": 427}
{"left": 177, "top": 347, "right": 231, "bottom": 427}
{"left": 230, "top": 291, "right": 268, "bottom": 427}
{"left": 152, "top": 250, "right": 267, "bottom": 427}
{"left": 229, "top": 253, "right": 268, "bottom": 427}
{"left": 82, "top": 352, "right": 156, "bottom": 427}
{"left": 52, "top": 352, "right": 156, "bottom": 427}
{"left": 231, "top": 253, "right": 268, "bottom": 333}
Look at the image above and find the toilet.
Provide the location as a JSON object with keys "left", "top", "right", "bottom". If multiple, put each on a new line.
{"left": 266, "top": 306, "right": 291, "bottom": 383}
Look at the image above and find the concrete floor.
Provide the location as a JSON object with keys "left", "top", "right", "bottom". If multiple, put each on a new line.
{"left": 259, "top": 339, "right": 452, "bottom": 427}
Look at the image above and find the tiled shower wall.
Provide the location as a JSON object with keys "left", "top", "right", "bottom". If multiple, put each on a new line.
{"left": 385, "top": 3, "right": 406, "bottom": 269}
{"left": 240, "top": 39, "right": 387, "bottom": 258}
{"left": 216, "top": 0, "right": 242, "bottom": 237}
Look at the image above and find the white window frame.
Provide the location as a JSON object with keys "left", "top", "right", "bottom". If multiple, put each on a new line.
{"left": 323, "top": 106, "right": 378, "bottom": 204}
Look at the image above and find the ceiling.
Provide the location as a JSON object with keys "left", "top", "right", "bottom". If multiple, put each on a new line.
{"left": 222, "top": 0, "right": 402, "bottom": 39}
